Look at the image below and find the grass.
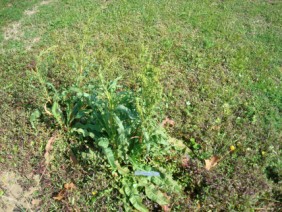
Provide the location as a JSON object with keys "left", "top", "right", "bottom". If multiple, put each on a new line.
{"left": 0, "top": 0, "right": 281, "bottom": 211}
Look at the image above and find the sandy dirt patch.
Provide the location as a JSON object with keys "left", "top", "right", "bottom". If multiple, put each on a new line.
{"left": 0, "top": 171, "right": 40, "bottom": 212}
{"left": 3, "top": 22, "right": 23, "bottom": 41}
{"left": 3, "top": 0, "right": 53, "bottom": 41}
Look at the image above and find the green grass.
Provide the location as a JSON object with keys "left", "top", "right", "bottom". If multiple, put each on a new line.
{"left": 0, "top": 0, "right": 281, "bottom": 211}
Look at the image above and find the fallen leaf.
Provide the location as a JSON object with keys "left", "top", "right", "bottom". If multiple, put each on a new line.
{"left": 204, "top": 156, "right": 220, "bottom": 171}
{"left": 31, "top": 199, "right": 41, "bottom": 206}
{"left": 181, "top": 156, "right": 190, "bottom": 168}
{"left": 161, "top": 205, "right": 171, "bottom": 212}
{"left": 44, "top": 134, "right": 57, "bottom": 165}
{"left": 197, "top": 202, "right": 201, "bottom": 210}
{"left": 161, "top": 117, "right": 175, "bottom": 127}
{"left": 69, "top": 149, "right": 78, "bottom": 165}
{"left": 53, "top": 189, "right": 66, "bottom": 201}
{"left": 211, "top": 125, "right": 220, "bottom": 131}
{"left": 64, "top": 182, "right": 76, "bottom": 190}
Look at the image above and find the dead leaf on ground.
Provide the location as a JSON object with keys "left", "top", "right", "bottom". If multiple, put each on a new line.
{"left": 204, "top": 156, "right": 220, "bottom": 171}
{"left": 69, "top": 149, "right": 78, "bottom": 165}
{"left": 44, "top": 134, "right": 57, "bottom": 165}
{"left": 181, "top": 156, "right": 190, "bottom": 168}
{"left": 64, "top": 182, "right": 76, "bottom": 190}
{"left": 53, "top": 189, "right": 66, "bottom": 201}
{"left": 161, "top": 205, "right": 171, "bottom": 212}
{"left": 31, "top": 199, "right": 41, "bottom": 206}
{"left": 53, "top": 183, "right": 76, "bottom": 201}
{"left": 161, "top": 117, "right": 175, "bottom": 127}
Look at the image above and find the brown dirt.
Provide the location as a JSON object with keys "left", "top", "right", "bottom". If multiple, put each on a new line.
{"left": 0, "top": 171, "right": 40, "bottom": 212}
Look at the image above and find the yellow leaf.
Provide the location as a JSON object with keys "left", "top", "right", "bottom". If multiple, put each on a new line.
{"left": 204, "top": 156, "right": 220, "bottom": 171}
{"left": 64, "top": 182, "right": 76, "bottom": 190}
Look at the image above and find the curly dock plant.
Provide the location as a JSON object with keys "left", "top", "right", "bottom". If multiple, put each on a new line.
{"left": 39, "top": 64, "right": 189, "bottom": 211}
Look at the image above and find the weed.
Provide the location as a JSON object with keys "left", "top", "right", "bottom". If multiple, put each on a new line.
{"left": 32, "top": 48, "right": 192, "bottom": 210}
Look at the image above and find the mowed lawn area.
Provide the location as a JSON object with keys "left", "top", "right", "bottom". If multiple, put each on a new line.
{"left": 0, "top": 0, "right": 281, "bottom": 211}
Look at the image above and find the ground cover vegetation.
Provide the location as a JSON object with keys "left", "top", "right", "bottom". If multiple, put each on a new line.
{"left": 0, "top": 0, "right": 281, "bottom": 211}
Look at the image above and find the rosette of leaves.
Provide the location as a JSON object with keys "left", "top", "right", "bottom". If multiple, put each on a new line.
{"left": 46, "top": 71, "right": 187, "bottom": 210}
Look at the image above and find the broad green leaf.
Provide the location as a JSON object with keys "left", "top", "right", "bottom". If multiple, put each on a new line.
{"left": 98, "top": 138, "right": 116, "bottom": 169}
{"left": 98, "top": 138, "right": 109, "bottom": 148}
{"left": 115, "top": 161, "right": 130, "bottom": 175}
{"left": 124, "top": 186, "right": 131, "bottom": 196}
{"left": 129, "top": 195, "right": 148, "bottom": 212}
{"left": 52, "top": 101, "right": 64, "bottom": 127}
{"left": 71, "top": 128, "right": 89, "bottom": 137}
{"left": 152, "top": 169, "right": 182, "bottom": 194}
{"left": 137, "top": 177, "right": 148, "bottom": 187}
{"left": 114, "top": 115, "right": 125, "bottom": 136}
{"left": 116, "top": 105, "right": 136, "bottom": 119}
{"left": 145, "top": 184, "right": 169, "bottom": 205}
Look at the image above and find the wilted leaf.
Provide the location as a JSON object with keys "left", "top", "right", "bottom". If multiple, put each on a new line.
{"left": 44, "top": 134, "right": 57, "bottom": 165}
{"left": 205, "top": 156, "right": 220, "bottom": 170}
{"left": 64, "top": 182, "right": 76, "bottom": 190}
{"left": 53, "top": 189, "right": 66, "bottom": 201}
{"left": 161, "top": 117, "right": 175, "bottom": 127}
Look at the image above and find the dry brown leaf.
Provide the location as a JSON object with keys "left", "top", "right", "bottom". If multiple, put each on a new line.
{"left": 64, "top": 182, "right": 76, "bottom": 190}
{"left": 211, "top": 125, "right": 220, "bottom": 131}
{"left": 161, "top": 117, "right": 175, "bottom": 127}
{"left": 161, "top": 205, "right": 171, "bottom": 212}
{"left": 181, "top": 156, "right": 190, "bottom": 168}
{"left": 53, "top": 183, "right": 75, "bottom": 201}
{"left": 53, "top": 189, "right": 66, "bottom": 201}
{"left": 44, "top": 134, "right": 57, "bottom": 165}
{"left": 31, "top": 199, "right": 41, "bottom": 206}
{"left": 204, "top": 156, "right": 220, "bottom": 171}
{"left": 69, "top": 149, "right": 78, "bottom": 165}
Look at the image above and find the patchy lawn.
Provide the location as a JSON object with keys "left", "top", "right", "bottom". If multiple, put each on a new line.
{"left": 0, "top": 0, "right": 281, "bottom": 211}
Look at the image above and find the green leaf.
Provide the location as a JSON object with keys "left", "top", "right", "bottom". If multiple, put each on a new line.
{"left": 52, "top": 101, "right": 64, "bottom": 127}
{"left": 145, "top": 184, "right": 169, "bottom": 205}
{"left": 108, "top": 77, "right": 122, "bottom": 92}
{"left": 71, "top": 128, "right": 89, "bottom": 137}
{"left": 116, "top": 105, "right": 136, "bottom": 119}
{"left": 152, "top": 168, "right": 182, "bottom": 194}
{"left": 124, "top": 186, "right": 131, "bottom": 196}
{"left": 98, "top": 138, "right": 116, "bottom": 169}
{"left": 115, "top": 161, "right": 130, "bottom": 175}
{"left": 30, "top": 109, "right": 41, "bottom": 129}
{"left": 129, "top": 195, "right": 148, "bottom": 212}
